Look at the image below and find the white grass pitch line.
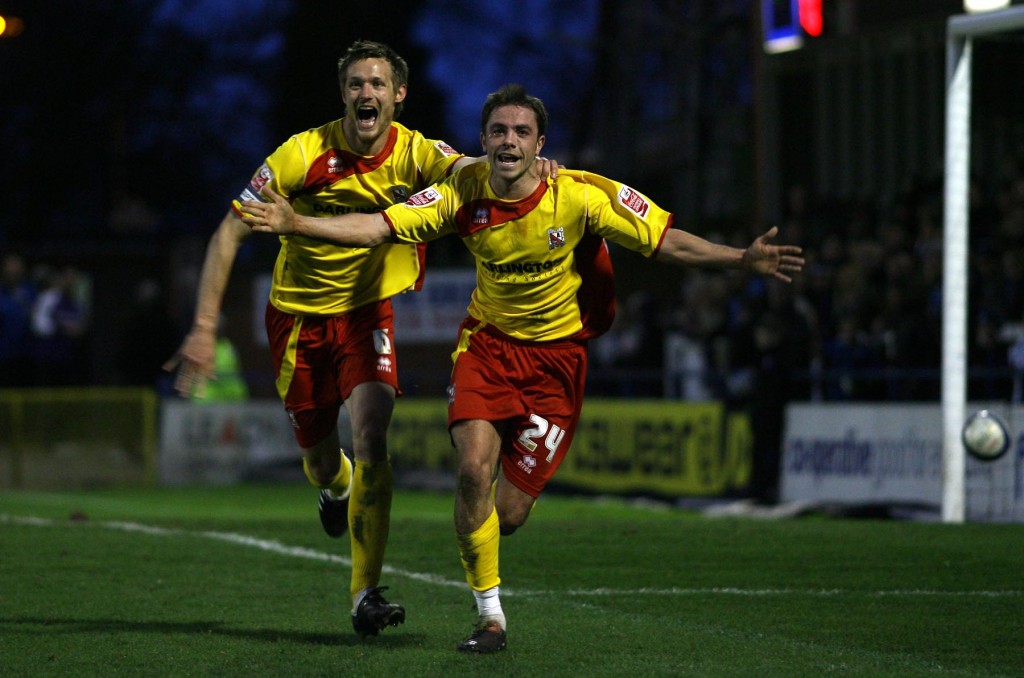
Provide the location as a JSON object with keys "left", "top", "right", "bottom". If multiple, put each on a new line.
{"left": 4, "top": 514, "right": 1023, "bottom": 600}
{"left": 3, "top": 514, "right": 466, "bottom": 590}
{"left": 102, "top": 518, "right": 462, "bottom": 589}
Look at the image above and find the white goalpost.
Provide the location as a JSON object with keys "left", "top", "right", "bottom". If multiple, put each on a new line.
{"left": 942, "top": 6, "right": 1024, "bottom": 523}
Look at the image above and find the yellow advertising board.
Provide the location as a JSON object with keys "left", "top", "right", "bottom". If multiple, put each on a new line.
{"left": 387, "top": 398, "right": 751, "bottom": 497}
{"left": 560, "top": 399, "right": 751, "bottom": 495}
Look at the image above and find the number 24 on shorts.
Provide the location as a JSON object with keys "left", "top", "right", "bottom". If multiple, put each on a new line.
{"left": 518, "top": 414, "right": 565, "bottom": 462}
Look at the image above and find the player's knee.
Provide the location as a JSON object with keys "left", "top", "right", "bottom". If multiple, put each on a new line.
{"left": 497, "top": 506, "right": 530, "bottom": 535}
{"left": 499, "top": 522, "right": 518, "bottom": 536}
{"left": 499, "top": 513, "right": 528, "bottom": 534}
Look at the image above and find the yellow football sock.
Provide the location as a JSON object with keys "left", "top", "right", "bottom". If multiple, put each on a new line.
{"left": 349, "top": 458, "right": 393, "bottom": 603}
{"left": 302, "top": 450, "right": 352, "bottom": 498}
{"left": 457, "top": 507, "right": 501, "bottom": 591}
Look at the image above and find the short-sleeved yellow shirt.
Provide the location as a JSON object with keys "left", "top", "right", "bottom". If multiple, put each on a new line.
{"left": 234, "top": 120, "right": 463, "bottom": 316}
{"left": 382, "top": 167, "right": 674, "bottom": 342}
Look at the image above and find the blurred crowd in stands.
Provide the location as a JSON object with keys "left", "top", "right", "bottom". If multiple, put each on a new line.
{"left": 3, "top": 163, "right": 1023, "bottom": 410}
{"left": 593, "top": 165, "right": 1024, "bottom": 408}
{"left": 0, "top": 254, "right": 91, "bottom": 388}
{"left": 0, "top": 248, "right": 250, "bottom": 399}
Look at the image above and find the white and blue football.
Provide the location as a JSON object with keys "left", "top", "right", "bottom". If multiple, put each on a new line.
{"left": 961, "top": 410, "right": 1011, "bottom": 462}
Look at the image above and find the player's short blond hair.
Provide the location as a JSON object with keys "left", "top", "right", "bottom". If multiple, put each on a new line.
{"left": 337, "top": 40, "right": 410, "bottom": 119}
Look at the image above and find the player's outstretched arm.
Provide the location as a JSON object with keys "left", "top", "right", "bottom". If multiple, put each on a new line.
{"left": 239, "top": 187, "right": 392, "bottom": 247}
{"left": 656, "top": 226, "right": 804, "bottom": 282}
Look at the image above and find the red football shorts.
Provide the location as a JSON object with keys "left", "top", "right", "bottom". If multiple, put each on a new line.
{"left": 448, "top": 317, "right": 588, "bottom": 498}
{"left": 265, "top": 299, "right": 401, "bottom": 449}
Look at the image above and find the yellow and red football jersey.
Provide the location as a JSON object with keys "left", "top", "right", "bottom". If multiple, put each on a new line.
{"left": 381, "top": 166, "right": 674, "bottom": 342}
{"left": 234, "top": 120, "right": 463, "bottom": 316}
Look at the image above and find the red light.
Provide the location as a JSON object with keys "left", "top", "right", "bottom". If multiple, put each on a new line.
{"left": 798, "top": 0, "right": 823, "bottom": 37}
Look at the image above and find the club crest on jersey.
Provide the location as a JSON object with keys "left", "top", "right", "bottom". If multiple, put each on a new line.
{"left": 547, "top": 227, "right": 565, "bottom": 250}
{"left": 617, "top": 185, "right": 650, "bottom": 218}
{"left": 390, "top": 186, "right": 409, "bottom": 204}
{"left": 434, "top": 141, "right": 459, "bottom": 156}
{"left": 473, "top": 207, "right": 490, "bottom": 225}
{"left": 407, "top": 187, "right": 442, "bottom": 207}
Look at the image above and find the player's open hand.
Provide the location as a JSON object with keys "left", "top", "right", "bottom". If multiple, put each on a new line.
{"left": 239, "top": 187, "right": 297, "bottom": 235}
{"left": 742, "top": 226, "right": 805, "bottom": 283}
{"left": 162, "top": 328, "right": 217, "bottom": 399}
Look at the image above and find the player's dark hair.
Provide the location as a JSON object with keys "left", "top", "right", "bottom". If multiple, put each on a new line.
{"left": 337, "top": 40, "right": 410, "bottom": 119}
{"left": 480, "top": 84, "right": 548, "bottom": 137}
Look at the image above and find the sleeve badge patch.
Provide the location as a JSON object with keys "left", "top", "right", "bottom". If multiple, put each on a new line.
{"left": 435, "top": 141, "right": 460, "bottom": 156}
{"left": 238, "top": 164, "right": 274, "bottom": 203}
{"left": 617, "top": 185, "right": 650, "bottom": 218}
{"left": 407, "top": 187, "right": 442, "bottom": 207}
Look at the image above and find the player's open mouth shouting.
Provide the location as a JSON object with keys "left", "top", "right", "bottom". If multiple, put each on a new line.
{"left": 496, "top": 152, "right": 520, "bottom": 169}
{"left": 357, "top": 104, "right": 378, "bottom": 131}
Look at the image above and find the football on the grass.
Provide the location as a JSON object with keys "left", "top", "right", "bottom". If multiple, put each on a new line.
{"left": 961, "top": 410, "right": 1010, "bottom": 461}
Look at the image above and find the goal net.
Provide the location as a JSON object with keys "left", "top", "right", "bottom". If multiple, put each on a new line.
{"left": 943, "top": 6, "right": 1024, "bottom": 522}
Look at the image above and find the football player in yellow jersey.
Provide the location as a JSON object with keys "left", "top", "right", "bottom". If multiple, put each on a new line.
{"left": 163, "top": 42, "right": 562, "bottom": 639}
{"left": 239, "top": 84, "right": 804, "bottom": 653}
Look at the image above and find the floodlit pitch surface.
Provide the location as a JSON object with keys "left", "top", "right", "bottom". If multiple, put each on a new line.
{"left": 2, "top": 485, "right": 1022, "bottom": 676}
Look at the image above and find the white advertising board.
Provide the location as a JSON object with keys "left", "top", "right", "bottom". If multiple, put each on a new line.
{"left": 781, "top": 403, "right": 1024, "bottom": 522}
{"left": 158, "top": 400, "right": 303, "bottom": 485}
{"left": 390, "top": 268, "right": 476, "bottom": 343}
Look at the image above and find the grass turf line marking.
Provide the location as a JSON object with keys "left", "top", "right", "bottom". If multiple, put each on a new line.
{"left": 2, "top": 514, "right": 464, "bottom": 589}
{"left": 4, "top": 514, "right": 1023, "bottom": 600}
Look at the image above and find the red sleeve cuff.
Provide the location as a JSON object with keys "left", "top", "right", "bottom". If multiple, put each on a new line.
{"left": 651, "top": 213, "right": 675, "bottom": 257}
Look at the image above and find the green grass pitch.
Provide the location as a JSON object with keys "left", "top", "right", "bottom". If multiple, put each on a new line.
{"left": 1, "top": 484, "right": 1022, "bottom": 677}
